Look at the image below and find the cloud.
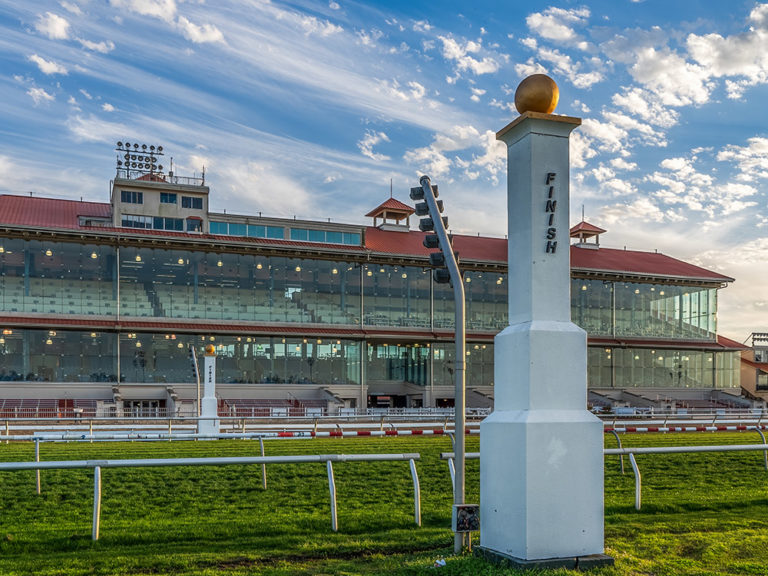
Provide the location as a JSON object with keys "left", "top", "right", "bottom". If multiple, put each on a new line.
{"left": 298, "top": 15, "right": 343, "bottom": 37}
{"left": 34, "top": 12, "right": 70, "bottom": 39}
{"left": 438, "top": 35, "right": 500, "bottom": 76}
{"left": 717, "top": 137, "right": 768, "bottom": 181}
{"left": 629, "top": 47, "right": 714, "bottom": 106}
{"left": 177, "top": 15, "right": 224, "bottom": 43}
{"left": 28, "top": 54, "right": 68, "bottom": 75}
{"left": 329, "top": 1, "right": 340, "bottom": 9}
{"left": 357, "top": 130, "right": 390, "bottom": 161}
{"left": 611, "top": 87, "right": 679, "bottom": 128}
{"left": 526, "top": 6, "right": 591, "bottom": 49}
{"left": 78, "top": 38, "right": 116, "bottom": 53}
{"left": 109, "top": 0, "right": 177, "bottom": 23}
{"left": 27, "top": 87, "right": 55, "bottom": 105}
{"left": 66, "top": 114, "right": 128, "bottom": 142}
{"left": 102, "top": 103, "right": 115, "bottom": 112}
{"left": 60, "top": 2, "right": 83, "bottom": 16}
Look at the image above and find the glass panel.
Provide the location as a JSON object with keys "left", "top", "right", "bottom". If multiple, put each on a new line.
{"left": 290, "top": 228, "right": 308, "bottom": 241}
{"left": 210, "top": 221, "right": 228, "bottom": 234}
{"left": 362, "top": 264, "right": 430, "bottom": 328}
{"left": 266, "top": 226, "right": 284, "bottom": 239}
{"left": 229, "top": 223, "right": 246, "bottom": 236}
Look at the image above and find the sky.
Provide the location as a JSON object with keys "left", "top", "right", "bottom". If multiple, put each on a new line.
{"left": 1, "top": 0, "right": 768, "bottom": 342}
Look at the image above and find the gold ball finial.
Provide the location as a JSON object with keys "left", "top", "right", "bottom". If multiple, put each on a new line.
{"left": 204, "top": 344, "right": 216, "bottom": 356}
{"left": 514, "top": 74, "right": 559, "bottom": 114}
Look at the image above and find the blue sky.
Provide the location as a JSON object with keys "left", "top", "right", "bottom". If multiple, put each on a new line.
{"left": 2, "top": 0, "right": 768, "bottom": 340}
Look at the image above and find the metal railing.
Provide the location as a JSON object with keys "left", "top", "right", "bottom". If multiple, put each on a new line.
{"left": 1, "top": 452, "right": 421, "bottom": 539}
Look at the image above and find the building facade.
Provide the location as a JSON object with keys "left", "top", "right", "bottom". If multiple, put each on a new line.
{"left": 0, "top": 157, "right": 747, "bottom": 416}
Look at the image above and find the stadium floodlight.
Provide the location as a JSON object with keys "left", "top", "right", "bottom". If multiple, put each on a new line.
{"left": 115, "top": 142, "right": 164, "bottom": 179}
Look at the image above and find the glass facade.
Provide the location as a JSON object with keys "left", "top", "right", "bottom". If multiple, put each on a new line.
{"left": 572, "top": 278, "right": 716, "bottom": 340}
{"left": 0, "top": 237, "right": 739, "bottom": 390}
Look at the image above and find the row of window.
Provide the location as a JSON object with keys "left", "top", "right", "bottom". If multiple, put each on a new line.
{"left": 0, "top": 328, "right": 740, "bottom": 389}
{"left": 160, "top": 193, "right": 203, "bottom": 209}
{"left": 122, "top": 190, "right": 203, "bottom": 209}
{"left": 209, "top": 221, "right": 285, "bottom": 239}
{"left": 122, "top": 215, "right": 201, "bottom": 232}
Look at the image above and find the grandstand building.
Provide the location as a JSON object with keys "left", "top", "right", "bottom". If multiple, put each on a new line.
{"left": 0, "top": 148, "right": 750, "bottom": 417}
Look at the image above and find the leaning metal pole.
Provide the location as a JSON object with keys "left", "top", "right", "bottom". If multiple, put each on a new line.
{"left": 419, "top": 175, "right": 466, "bottom": 553}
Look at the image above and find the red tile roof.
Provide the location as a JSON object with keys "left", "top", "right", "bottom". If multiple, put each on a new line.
{"left": 0, "top": 195, "right": 111, "bottom": 229}
{"left": 0, "top": 194, "right": 734, "bottom": 282}
{"left": 364, "top": 227, "right": 507, "bottom": 262}
{"left": 364, "top": 197, "right": 415, "bottom": 218}
{"left": 570, "top": 221, "right": 606, "bottom": 236}
{"left": 571, "top": 245, "right": 733, "bottom": 282}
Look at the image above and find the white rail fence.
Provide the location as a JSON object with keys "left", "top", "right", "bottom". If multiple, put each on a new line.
{"left": 441, "top": 443, "right": 768, "bottom": 509}
{"left": 0, "top": 452, "right": 422, "bottom": 540}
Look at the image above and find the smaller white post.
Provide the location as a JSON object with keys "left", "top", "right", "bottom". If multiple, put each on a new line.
{"left": 92, "top": 466, "right": 102, "bottom": 541}
{"left": 35, "top": 439, "right": 41, "bottom": 495}
{"left": 198, "top": 344, "right": 220, "bottom": 437}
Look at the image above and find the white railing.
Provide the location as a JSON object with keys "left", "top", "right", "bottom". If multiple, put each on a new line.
{"left": 1, "top": 452, "right": 422, "bottom": 539}
{"left": 441, "top": 442, "right": 768, "bottom": 508}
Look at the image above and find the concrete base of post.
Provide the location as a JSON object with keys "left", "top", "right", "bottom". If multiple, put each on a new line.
{"left": 198, "top": 396, "right": 219, "bottom": 437}
{"left": 475, "top": 546, "right": 614, "bottom": 570}
{"left": 480, "top": 409, "right": 606, "bottom": 560}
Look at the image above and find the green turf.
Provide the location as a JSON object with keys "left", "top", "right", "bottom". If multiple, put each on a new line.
{"left": 0, "top": 432, "right": 765, "bottom": 575}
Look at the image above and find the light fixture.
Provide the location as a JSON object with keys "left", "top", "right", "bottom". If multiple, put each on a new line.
{"left": 2, "top": 329, "right": 12, "bottom": 335}
{"left": 380, "top": 267, "right": 385, "bottom": 273}
{"left": 401, "top": 273, "right": 407, "bottom": 279}
{"left": 217, "top": 260, "right": 222, "bottom": 267}
{"left": 367, "top": 270, "right": 372, "bottom": 276}
{"left": 136, "top": 341, "right": 142, "bottom": 348}
{"left": 178, "top": 258, "right": 184, "bottom": 265}
{"left": 465, "top": 277, "right": 471, "bottom": 283}
{"left": 48, "top": 331, "right": 56, "bottom": 337}
{"left": 165, "top": 334, "right": 170, "bottom": 340}
{"left": 496, "top": 278, "right": 502, "bottom": 285}
{"left": 332, "top": 268, "right": 338, "bottom": 275}
{"left": 634, "top": 288, "right": 640, "bottom": 294}
{"left": 0, "top": 246, "right": 4, "bottom": 253}
{"left": 45, "top": 249, "right": 52, "bottom": 256}
{"left": 91, "top": 252, "right": 98, "bottom": 259}
{"left": 45, "top": 338, "right": 52, "bottom": 345}
{"left": 90, "top": 332, "right": 97, "bottom": 338}
{"left": 581, "top": 285, "right": 588, "bottom": 291}
{"left": 177, "top": 342, "right": 184, "bottom": 348}
{"left": 295, "top": 266, "right": 302, "bottom": 272}
{"left": 317, "top": 339, "right": 322, "bottom": 344}
{"left": 256, "top": 263, "right": 263, "bottom": 270}
{"left": 659, "top": 290, "right": 665, "bottom": 296}
{"left": 135, "top": 255, "right": 142, "bottom": 262}
{"left": 0, "top": 338, "right": 4, "bottom": 344}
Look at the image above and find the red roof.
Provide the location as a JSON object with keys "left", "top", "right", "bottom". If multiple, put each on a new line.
{"left": 365, "top": 198, "right": 415, "bottom": 218}
{"left": 0, "top": 195, "right": 110, "bottom": 229}
{"left": 570, "top": 221, "right": 606, "bottom": 236}
{"left": 364, "top": 227, "right": 507, "bottom": 262}
{"left": 571, "top": 245, "right": 733, "bottom": 282}
{"left": 0, "top": 194, "right": 734, "bottom": 282}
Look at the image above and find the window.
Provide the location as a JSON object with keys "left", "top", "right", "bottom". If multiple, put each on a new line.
{"left": 210, "top": 221, "right": 228, "bottom": 235}
{"left": 290, "top": 228, "right": 308, "bottom": 241}
{"left": 153, "top": 217, "right": 183, "bottom": 231}
{"left": 326, "top": 231, "right": 343, "bottom": 244}
{"left": 229, "top": 223, "right": 247, "bottom": 236}
{"left": 308, "top": 229, "right": 325, "bottom": 242}
{"left": 121, "top": 191, "right": 143, "bottom": 204}
{"left": 187, "top": 218, "right": 202, "bottom": 232}
{"left": 247, "top": 224, "right": 265, "bottom": 238}
{"left": 160, "top": 193, "right": 177, "bottom": 204}
{"left": 121, "top": 214, "right": 152, "bottom": 229}
{"left": 343, "top": 232, "right": 361, "bottom": 245}
{"left": 182, "top": 196, "right": 203, "bottom": 209}
{"left": 267, "top": 226, "right": 284, "bottom": 239}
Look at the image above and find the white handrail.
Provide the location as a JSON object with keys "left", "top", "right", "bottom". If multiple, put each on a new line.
{"left": 0, "top": 453, "right": 421, "bottom": 539}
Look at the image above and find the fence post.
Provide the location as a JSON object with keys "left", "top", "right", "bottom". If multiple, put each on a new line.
{"left": 168, "top": 419, "right": 172, "bottom": 440}
{"left": 608, "top": 429, "right": 625, "bottom": 474}
{"left": 628, "top": 453, "right": 642, "bottom": 510}
{"left": 753, "top": 427, "right": 768, "bottom": 471}
{"left": 89, "top": 420, "right": 94, "bottom": 443}
{"left": 35, "top": 438, "right": 41, "bottom": 495}
{"left": 327, "top": 460, "right": 338, "bottom": 532}
{"left": 259, "top": 437, "right": 267, "bottom": 489}
{"left": 5, "top": 420, "right": 8, "bottom": 443}
{"left": 92, "top": 466, "right": 102, "bottom": 540}
{"left": 448, "top": 457, "right": 456, "bottom": 495}
{"left": 409, "top": 459, "right": 421, "bottom": 526}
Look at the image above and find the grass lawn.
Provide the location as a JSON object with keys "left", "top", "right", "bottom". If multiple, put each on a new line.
{"left": 0, "top": 431, "right": 766, "bottom": 575}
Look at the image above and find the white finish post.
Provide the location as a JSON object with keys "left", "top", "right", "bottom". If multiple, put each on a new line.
{"left": 409, "top": 458, "right": 422, "bottom": 527}
{"left": 327, "top": 460, "right": 338, "bottom": 531}
{"left": 198, "top": 347, "right": 220, "bottom": 436}
{"left": 480, "top": 112, "right": 606, "bottom": 563}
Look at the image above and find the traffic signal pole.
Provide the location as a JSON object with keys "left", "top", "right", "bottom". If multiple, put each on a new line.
{"left": 416, "top": 175, "right": 467, "bottom": 553}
